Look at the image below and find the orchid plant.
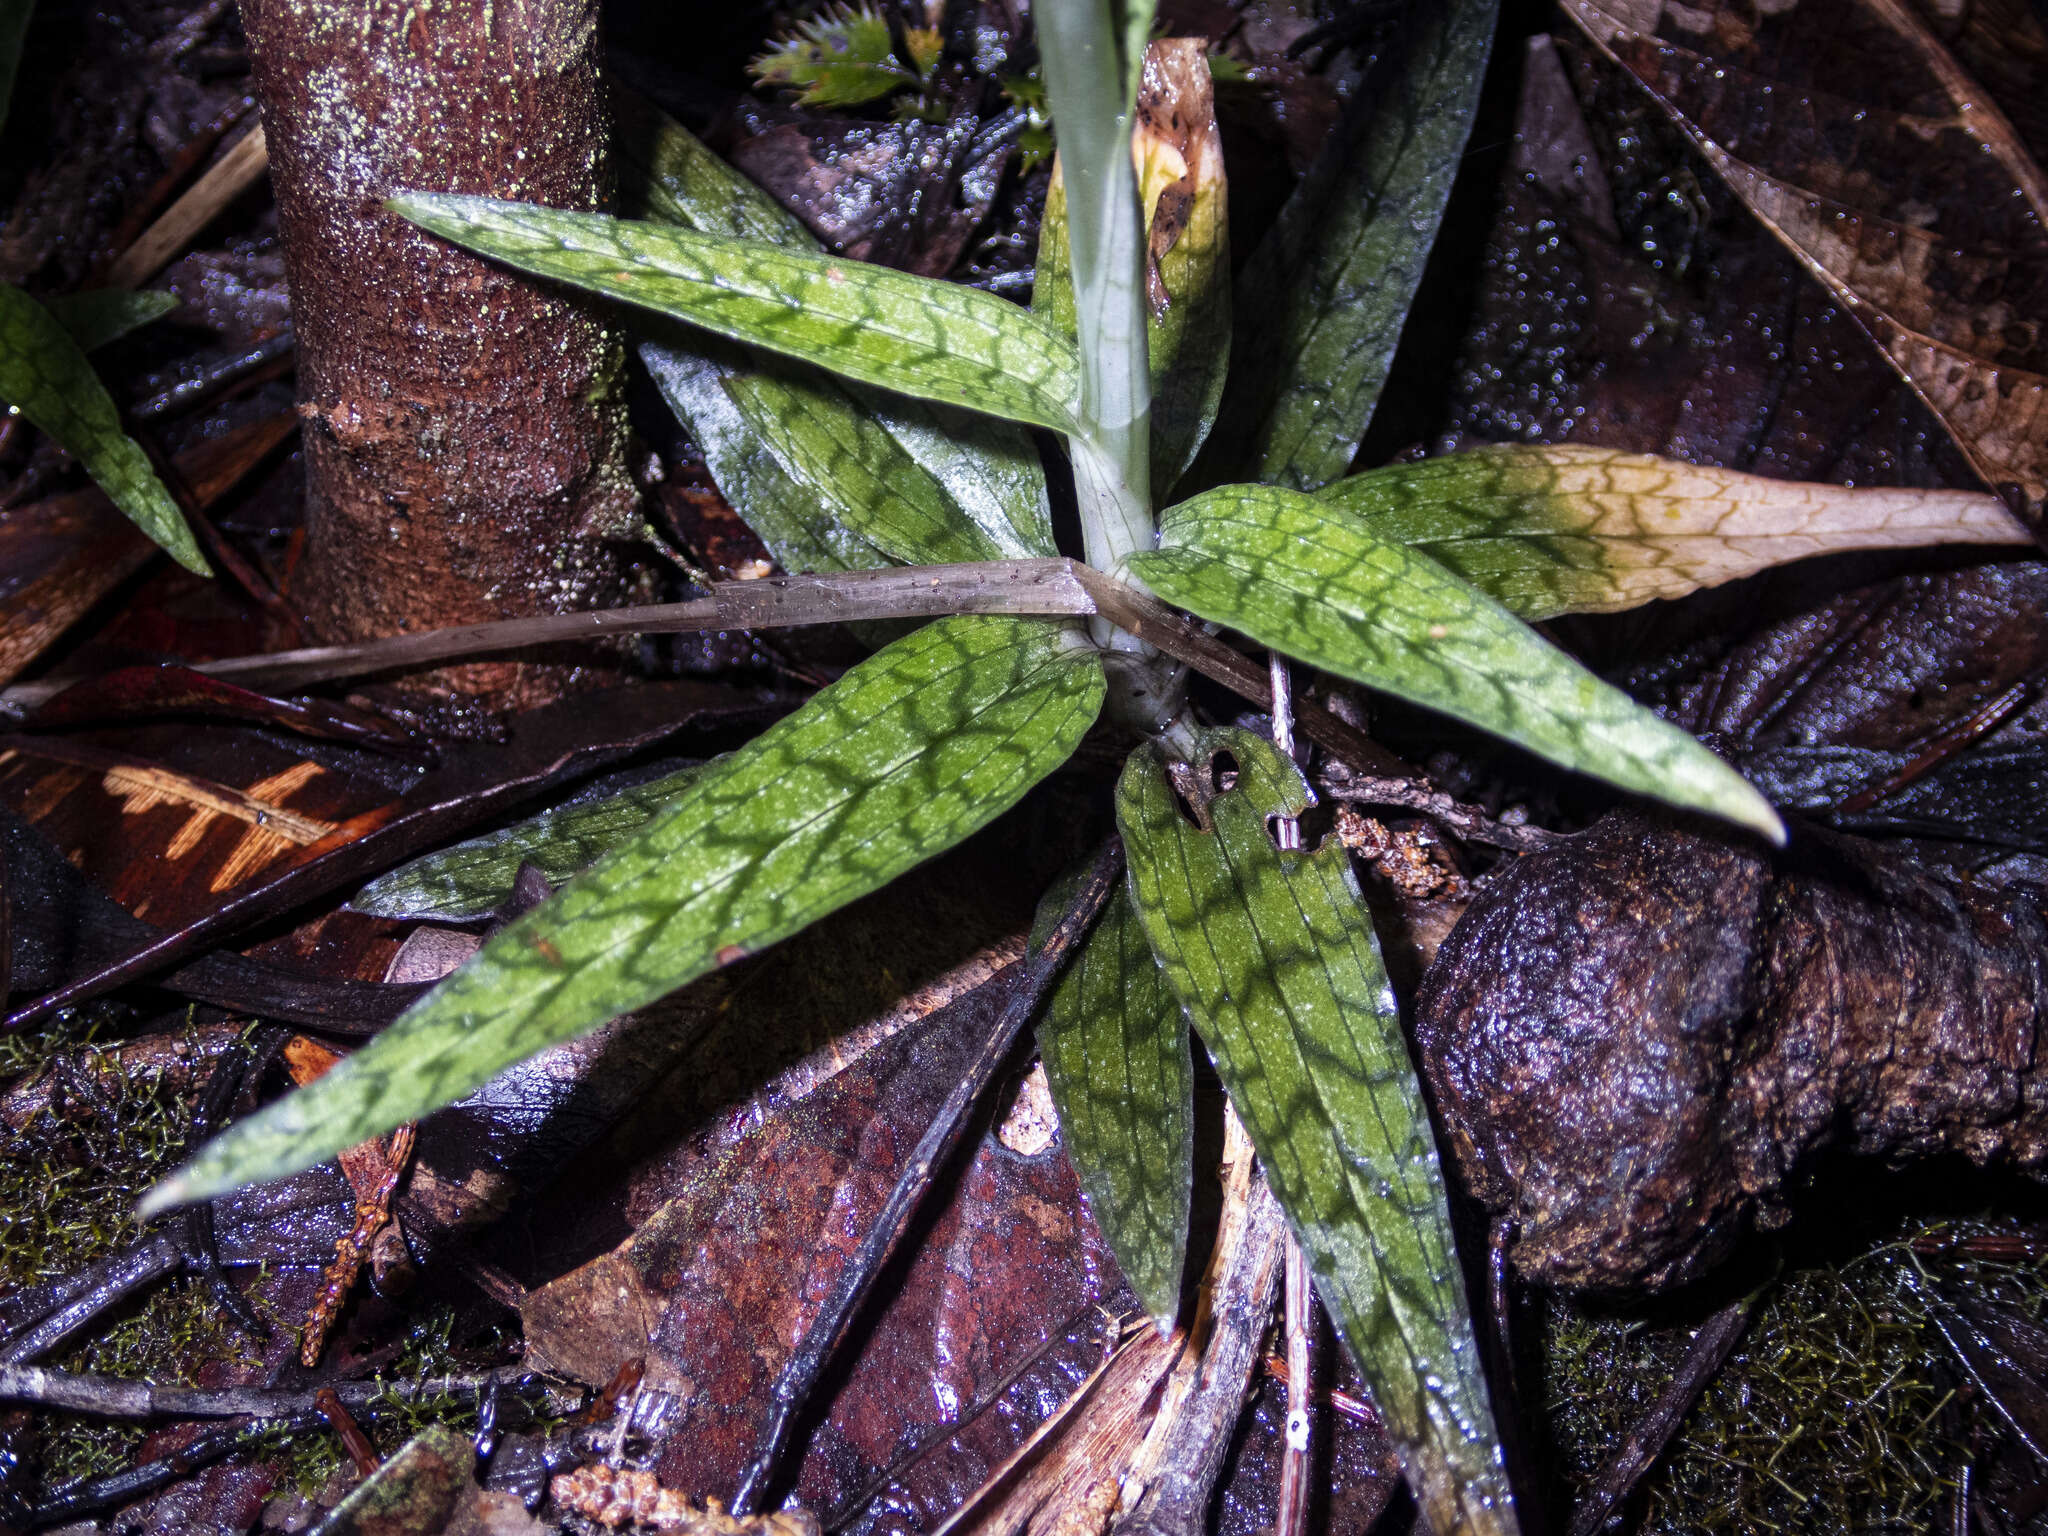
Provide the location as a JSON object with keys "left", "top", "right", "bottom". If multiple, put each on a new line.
{"left": 139, "top": 1, "right": 2029, "bottom": 1528}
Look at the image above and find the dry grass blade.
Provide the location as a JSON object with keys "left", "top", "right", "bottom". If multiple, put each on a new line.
{"left": 1562, "top": 0, "right": 2048, "bottom": 504}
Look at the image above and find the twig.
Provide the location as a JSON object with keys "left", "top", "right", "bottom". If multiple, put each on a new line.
{"left": 1316, "top": 771, "right": 1558, "bottom": 853}
{"left": 180, "top": 1028, "right": 285, "bottom": 1339}
{"left": 95, "top": 95, "right": 259, "bottom": 277}
{"left": 301, "top": 1121, "right": 418, "bottom": 1365}
{"left": 0, "top": 1233, "right": 185, "bottom": 1366}
{"left": 15, "top": 1370, "right": 556, "bottom": 1528}
{"left": 1276, "top": 1234, "right": 1313, "bottom": 1536}
{"left": 316, "top": 1387, "right": 382, "bottom": 1476}
{"left": 1568, "top": 1295, "right": 1758, "bottom": 1536}
{"left": 1269, "top": 654, "right": 1302, "bottom": 851}
{"left": 728, "top": 838, "right": 1126, "bottom": 1516}
{"left": 101, "top": 123, "right": 271, "bottom": 290}
{"left": 1260, "top": 1357, "right": 1388, "bottom": 1439}
{"left": 1112, "top": 1115, "right": 1288, "bottom": 1536}
{"left": 132, "top": 331, "right": 297, "bottom": 421}
{"left": 0, "top": 560, "right": 1101, "bottom": 708}
{"left": 0, "top": 1362, "right": 532, "bottom": 1420}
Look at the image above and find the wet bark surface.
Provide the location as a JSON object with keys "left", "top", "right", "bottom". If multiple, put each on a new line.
{"left": 1419, "top": 810, "right": 2048, "bottom": 1294}
{"left": 242, "top": 0, "right": 638, "bottom": 708}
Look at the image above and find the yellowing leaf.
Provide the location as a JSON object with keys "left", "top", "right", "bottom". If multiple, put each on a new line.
{"left": 1323, "top": 444, "right": 2031, "bottom": 620}
{"left": 1132, "top": 481, "right": 1785, "bottom": 841}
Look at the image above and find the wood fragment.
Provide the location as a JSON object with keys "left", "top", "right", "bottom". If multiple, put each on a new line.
{"left": 1567, "top": 1296, "right": 1757, "bottom": 1536}
{"left": 101, "top": 123, "right": 270, "bottom": 290}
{"left": 1112, "top": 1112, "right": 1288, "bottom": 1536}
{"left": 317, "top": 1385, "right": 382, "bottom": 1477}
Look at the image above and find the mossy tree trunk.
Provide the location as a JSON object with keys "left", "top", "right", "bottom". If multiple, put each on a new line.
{"left": 241, "top": 0, "right": 638, "bottom": 710}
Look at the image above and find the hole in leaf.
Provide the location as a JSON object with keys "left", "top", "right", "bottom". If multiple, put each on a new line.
{"left": 1208, "top": 749, "right": 1240, "bottom": 797}
{"left": 1164, "top": 759, "right": 1212, "bottom": 831}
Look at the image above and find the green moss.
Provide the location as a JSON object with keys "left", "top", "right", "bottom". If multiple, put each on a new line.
{"left": 0, "top": 1009, "right": 266, "bottom": 1489}
{"left": 1542, "top": 1220, "right": 2048, "bottom": 1532}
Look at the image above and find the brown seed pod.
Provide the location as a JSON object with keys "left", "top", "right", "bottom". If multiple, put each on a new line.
{"left": 1414, "top": 812, "right": 2048, "bottom": 1294}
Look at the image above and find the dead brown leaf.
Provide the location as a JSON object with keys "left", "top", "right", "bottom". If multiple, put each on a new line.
{"left": 1562, "top": 0, "right": 2048, "bottom": 504}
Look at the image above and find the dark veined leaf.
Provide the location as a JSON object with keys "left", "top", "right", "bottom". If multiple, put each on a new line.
{"left": 1130, "top": 482, "right": 1783, "bottom": 841}
{"left": 616, "top": 97, "right": 1055, "bottom": 567}
{"left": 1202, "top": 0, "right": 1498, "bottom": 492}
{"left": 1323, "top": 444, "right": 2031, "bottom": 621}
{"left": 1033, "top": 879, "right": 1191, "bottom": 1323}
{"left": 0, "top": 284, "right": 208, "bottom": 574}
{"left": 143, "top": 616, "right": 1104, "bottom": 1213}
{"left": 42, "top": 289, "right": 180, "bottom": 353}
{"left": 643, "top": 343, "right": 895, "bottom": 575}
{"left": 393, "top": 194, "right": 1083, "bottom": 436}
{"left": 615, "top": 88, "right": 815, "bottom": 246}
{"left": 351, "top": 762, "right": 711, "bottom": 923}
{"left": 1118, "top": 729, "right": 1517, "bottom": 1536}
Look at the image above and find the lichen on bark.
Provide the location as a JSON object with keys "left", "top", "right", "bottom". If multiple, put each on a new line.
{"left": 242, "top": 0, "right": 639, "bottom": 710}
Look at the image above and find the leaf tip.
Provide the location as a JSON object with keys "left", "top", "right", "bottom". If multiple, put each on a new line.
{"left": 135, "top": 1171, "right": 192, "bottom": 1223}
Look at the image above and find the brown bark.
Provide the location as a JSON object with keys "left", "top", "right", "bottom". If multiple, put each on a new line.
{"left": 241, "top": 0, "right": 638, "bottom": 709}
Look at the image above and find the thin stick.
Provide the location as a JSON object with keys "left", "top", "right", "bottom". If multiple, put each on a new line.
{"left": 0, "top": 1233, "right": 185, "bottom": 1366}
{"left": 1111, "top": 1152, "right": 1288, "bottom": 1536}
{"left": 1568, "top": 1295, "right": 1757, "bottom": 1536}
{"left": 0, "top": 559, "right": 1099, "bottom": 708}
{"left": 17, "top": 1370, "right": 558, "bottom": 1527}
{"left": 101, "top": 123, "right": 270, "bottom": 290}
{"left": 1316, "top": 772, "right": 1559, "bottom": 854}
{"left": 728, "top": 838, "right": 1125, "bottom": 1517}
{"left": 0, "top": 1362, "right": 533, "bottom": 1420}
{"left": 1276, "top": 1235, "right": 1313, "bottom": 1536}
{"left": 180, "top": 1028, "right": 282, "bottom": 1339}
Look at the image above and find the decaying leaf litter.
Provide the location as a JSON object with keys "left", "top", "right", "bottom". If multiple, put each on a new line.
{"left": 0, "top": 0, "right": 2044, "bottom": 1532}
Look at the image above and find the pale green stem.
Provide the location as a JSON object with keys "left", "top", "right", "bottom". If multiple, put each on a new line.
{"left": 1038, "top": 0, "right": 1154, "bottom": 574}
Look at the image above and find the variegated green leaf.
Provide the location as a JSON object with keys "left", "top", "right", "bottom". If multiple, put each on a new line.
{"left": 1130, "top": 482, "right": 1783, "bottom": 841}
{"left": 393, "top": 194, "right": 1082, "bottom": 436}
{"left": 351, "top": 762, "right": 711, "bottom": 923}
{"left": 143, "top": 615, "right": 1105, "bottom": 1213}
{"left": 643, "top": 342, "right": 895, "bottom": 575}
{"left": 1324, "top": 444, "right": 2034, "bottom": 621}
{"left": 1033, "top": 880, "right": 1191, "bottom": 1323}
{"left": 1119, "top": 730, "right": 1516, "bottom": 1536}
{"left": 42, "top": 289, "right": 180, "bottom": 352}
{"left": 619, "top": 99, "right": 1054, "bottom": 567}
{"left": 1203, "top": 0, "right": 1497, "bottom": 492}
{"left": 0, "top": 284, "right": 208, "bottom": 574}
{"left": 615, "top": 88, "right": 815, "bottom": 246}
